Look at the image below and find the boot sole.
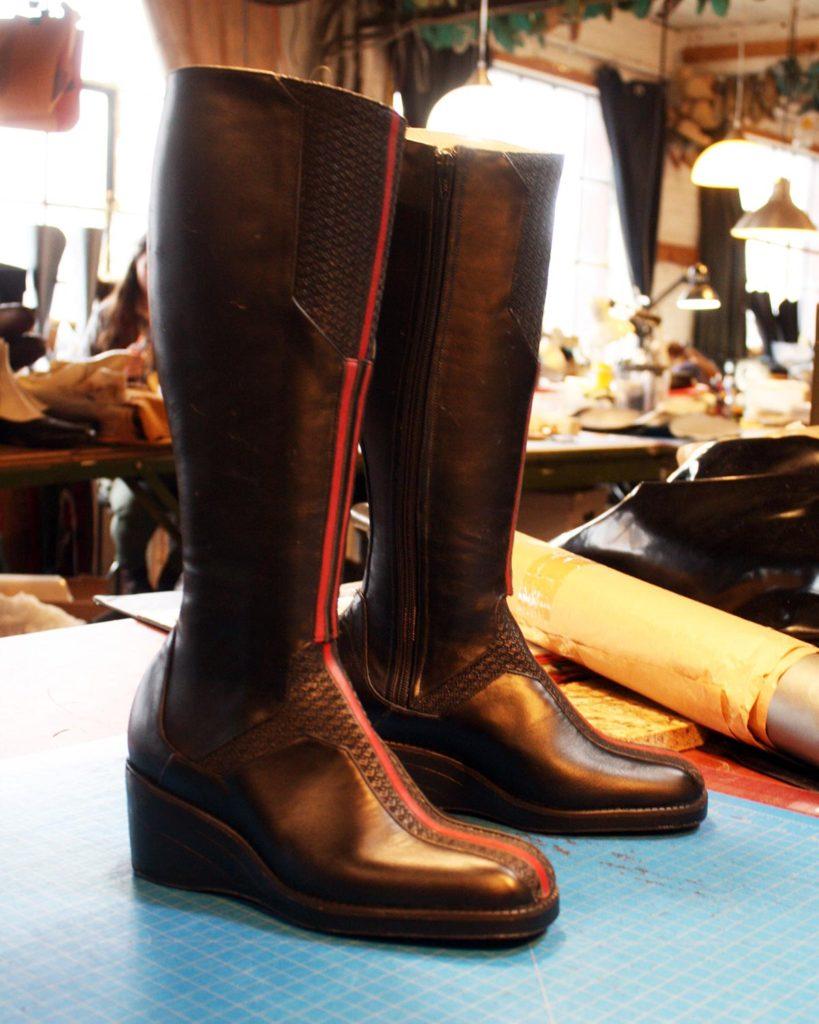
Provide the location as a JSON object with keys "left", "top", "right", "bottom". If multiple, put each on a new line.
{"left": 392, "top": 743, "right": 708, "bottom": 835}
{"left": 126, "top": 763, "right": 558, "bottom": 942}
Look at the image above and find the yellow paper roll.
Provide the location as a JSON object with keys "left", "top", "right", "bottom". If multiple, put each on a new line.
{"left": 509, "top": 533, "right": 817, "bottom": 749}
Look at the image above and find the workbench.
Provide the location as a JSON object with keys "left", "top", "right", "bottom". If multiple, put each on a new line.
{"left": 0, "top": 431, "right": 677, "bottom": 502}
{"left": 1, "top": 619, "right": 817, "bottom": 1023}
{"left": 0, "top": 443, "right": 175, "bottom": 490}
{"left": 0, "top": 434, "right": 676, "bottom": 575}
{"left": 523, "top": 431, "right": 680, "bottom": 491}
{"left": 0, "top": 443, "right": 179, "bottom": 548}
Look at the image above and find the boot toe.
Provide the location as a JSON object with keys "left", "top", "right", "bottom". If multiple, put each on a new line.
{"left": 606, "top": 748, "right": 706, "bottom": 811}
{"left": 654, "top": 759, "right": 706, "bottom": 809}
{"left": 591, "top": 746, "right": 708, "bottom": 825}
{"left": 358, "top": 830, "right": 555, "bottom": 917}
{"left": 230, "top": 737, "right": 558, "bottom": 935}
{"left": 402, "top": 839, "right": 554, "bottom": 917}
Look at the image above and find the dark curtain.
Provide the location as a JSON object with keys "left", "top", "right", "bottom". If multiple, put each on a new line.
{"left": 746, "top": 293, "right": 800, "bottom": 366}
{"left": 695, "top": 187, "right": 746, "bottom": 367}
{"left": 391, "top": 32, "right": 478, "bottom": 128}
{"left": 746, "top": 291, "right": 778, "bottom": 358}
{"left": 596, "top": 65, "right": 665, "bottom": 297}
{"left": 777, "top": 299, "right": 799, "bottom": 342}
{"left": 0, "top": 263, "right": 26, "bottom": 303}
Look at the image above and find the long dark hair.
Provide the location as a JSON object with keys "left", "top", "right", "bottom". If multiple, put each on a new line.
{"left": 96, "top": 237, "right": 148, "bottom": 351}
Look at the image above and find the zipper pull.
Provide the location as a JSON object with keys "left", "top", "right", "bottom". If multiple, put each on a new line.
{"left": 436, "top": 149, "right": 455, "bottom": 196}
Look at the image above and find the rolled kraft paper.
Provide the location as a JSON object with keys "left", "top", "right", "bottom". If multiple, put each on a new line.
{"left": 509, "top": 533, "right": 818, "bottom": 754}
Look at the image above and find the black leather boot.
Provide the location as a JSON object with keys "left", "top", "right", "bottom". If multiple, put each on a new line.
{"left": 339, "top": 134, "right": 707, "bottom": 835}
{"left": 126, "top": 68, "right": 557, "bottom": 941}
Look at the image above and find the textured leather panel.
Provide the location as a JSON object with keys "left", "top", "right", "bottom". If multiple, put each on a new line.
{"left": 409, "top": 601, "right": 537, "bottom": 714}
{"left": 285, "top": 77, "right": 402, "bottom": 360}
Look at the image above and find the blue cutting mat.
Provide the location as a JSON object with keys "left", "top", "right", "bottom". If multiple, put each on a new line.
{"left": 2, "top": 738, "right": 817, "bottom": 1024}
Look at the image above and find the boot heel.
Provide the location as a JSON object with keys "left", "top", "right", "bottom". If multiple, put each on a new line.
{"left": 390, "top": 743, "right": 474, "bottom": 813}
{"left": 126, "top": 763, "right": 249, "bottom": 895}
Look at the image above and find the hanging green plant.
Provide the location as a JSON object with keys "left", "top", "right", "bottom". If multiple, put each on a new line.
{"left": 409, "top": 1, "right": 734, "bottom": 54}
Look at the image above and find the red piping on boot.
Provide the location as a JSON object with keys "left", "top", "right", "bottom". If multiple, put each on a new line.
{"left": 329, "top": 361, "right": 373, "bottom": 635}
{"left": 314, "top": 112, "right": 550, "bottom": 897}
{"left": 323, "top": 643, "right": 551, "bottom": 897}
{"left": 315, "top": 112, "right": 401, "bottom": 642}
{"left": 315, "top": 358, "right": 359, "bottom": 642}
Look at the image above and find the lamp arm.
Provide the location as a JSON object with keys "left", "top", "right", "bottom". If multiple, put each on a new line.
{"left": 644, "top": 272, "right": 685, "bottom": 312}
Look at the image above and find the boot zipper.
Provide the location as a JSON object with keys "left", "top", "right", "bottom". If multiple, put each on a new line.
{"left": 392, "top": 149, "right": 456, "bottom": 706}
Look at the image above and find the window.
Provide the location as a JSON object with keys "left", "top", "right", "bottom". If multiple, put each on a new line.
{"left": 489, "top": 66, "right": 632, "bottom": 341}
{"left": 0, "top": 0, "right": 164, "bottom": 327}
{"left": 741, "top": 139, "right": 819, "bottom": 345}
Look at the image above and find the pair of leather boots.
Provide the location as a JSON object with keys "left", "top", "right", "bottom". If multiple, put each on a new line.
{"left": 127, "top": 68, "right": 706, "bottom": 943}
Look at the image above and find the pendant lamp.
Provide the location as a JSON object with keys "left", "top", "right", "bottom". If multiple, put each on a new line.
{"left": 426, "top": 0, "right": 517, "bottom": 143}
{"left": 731, "top": 0, "right": 819, "bottom": 243}
{"left": 731, "top": 176, "right": 818, "bottom": 243}
{"left": 691, "top": 41, "right": 763, "bottom": 188}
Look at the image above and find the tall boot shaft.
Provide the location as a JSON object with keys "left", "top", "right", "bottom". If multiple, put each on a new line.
{"left": 152, "top": 68, "right": 401, "bottom": 753}
{"left": 339, "top": 134, "right": 706, "bottom": 836}
{"left": 357, "top": 136, "right": 562, "bottom": 702}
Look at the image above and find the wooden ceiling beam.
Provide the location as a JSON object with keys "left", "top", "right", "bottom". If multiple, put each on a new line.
{"left": 682, "top": 36, "right": 819, "bottom": 65}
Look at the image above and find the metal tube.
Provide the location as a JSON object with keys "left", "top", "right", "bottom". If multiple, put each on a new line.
{"left": 766, "top": 653, "right": 819, "bottom": 768}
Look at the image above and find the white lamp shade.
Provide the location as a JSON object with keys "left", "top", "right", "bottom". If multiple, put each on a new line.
{"left": 427, "top": 82, "right": 536, "bottom": 149}
{"left": 690, "top": 133, "right": 765, "bottom": 189}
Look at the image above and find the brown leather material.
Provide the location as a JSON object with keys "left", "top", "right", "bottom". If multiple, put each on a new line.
{"left": 126, "top": 66, "right": 556, "bottom": 940}
{"left": 340, "top": 137, "right": 707, "bottom": 833}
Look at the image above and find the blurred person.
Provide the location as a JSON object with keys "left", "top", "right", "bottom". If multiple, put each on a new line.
{"left": 84, "top": 236, "right": 151, "bottom": 377}
{"left": 667, "top": 341, "right": 721, "bottom": 387}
